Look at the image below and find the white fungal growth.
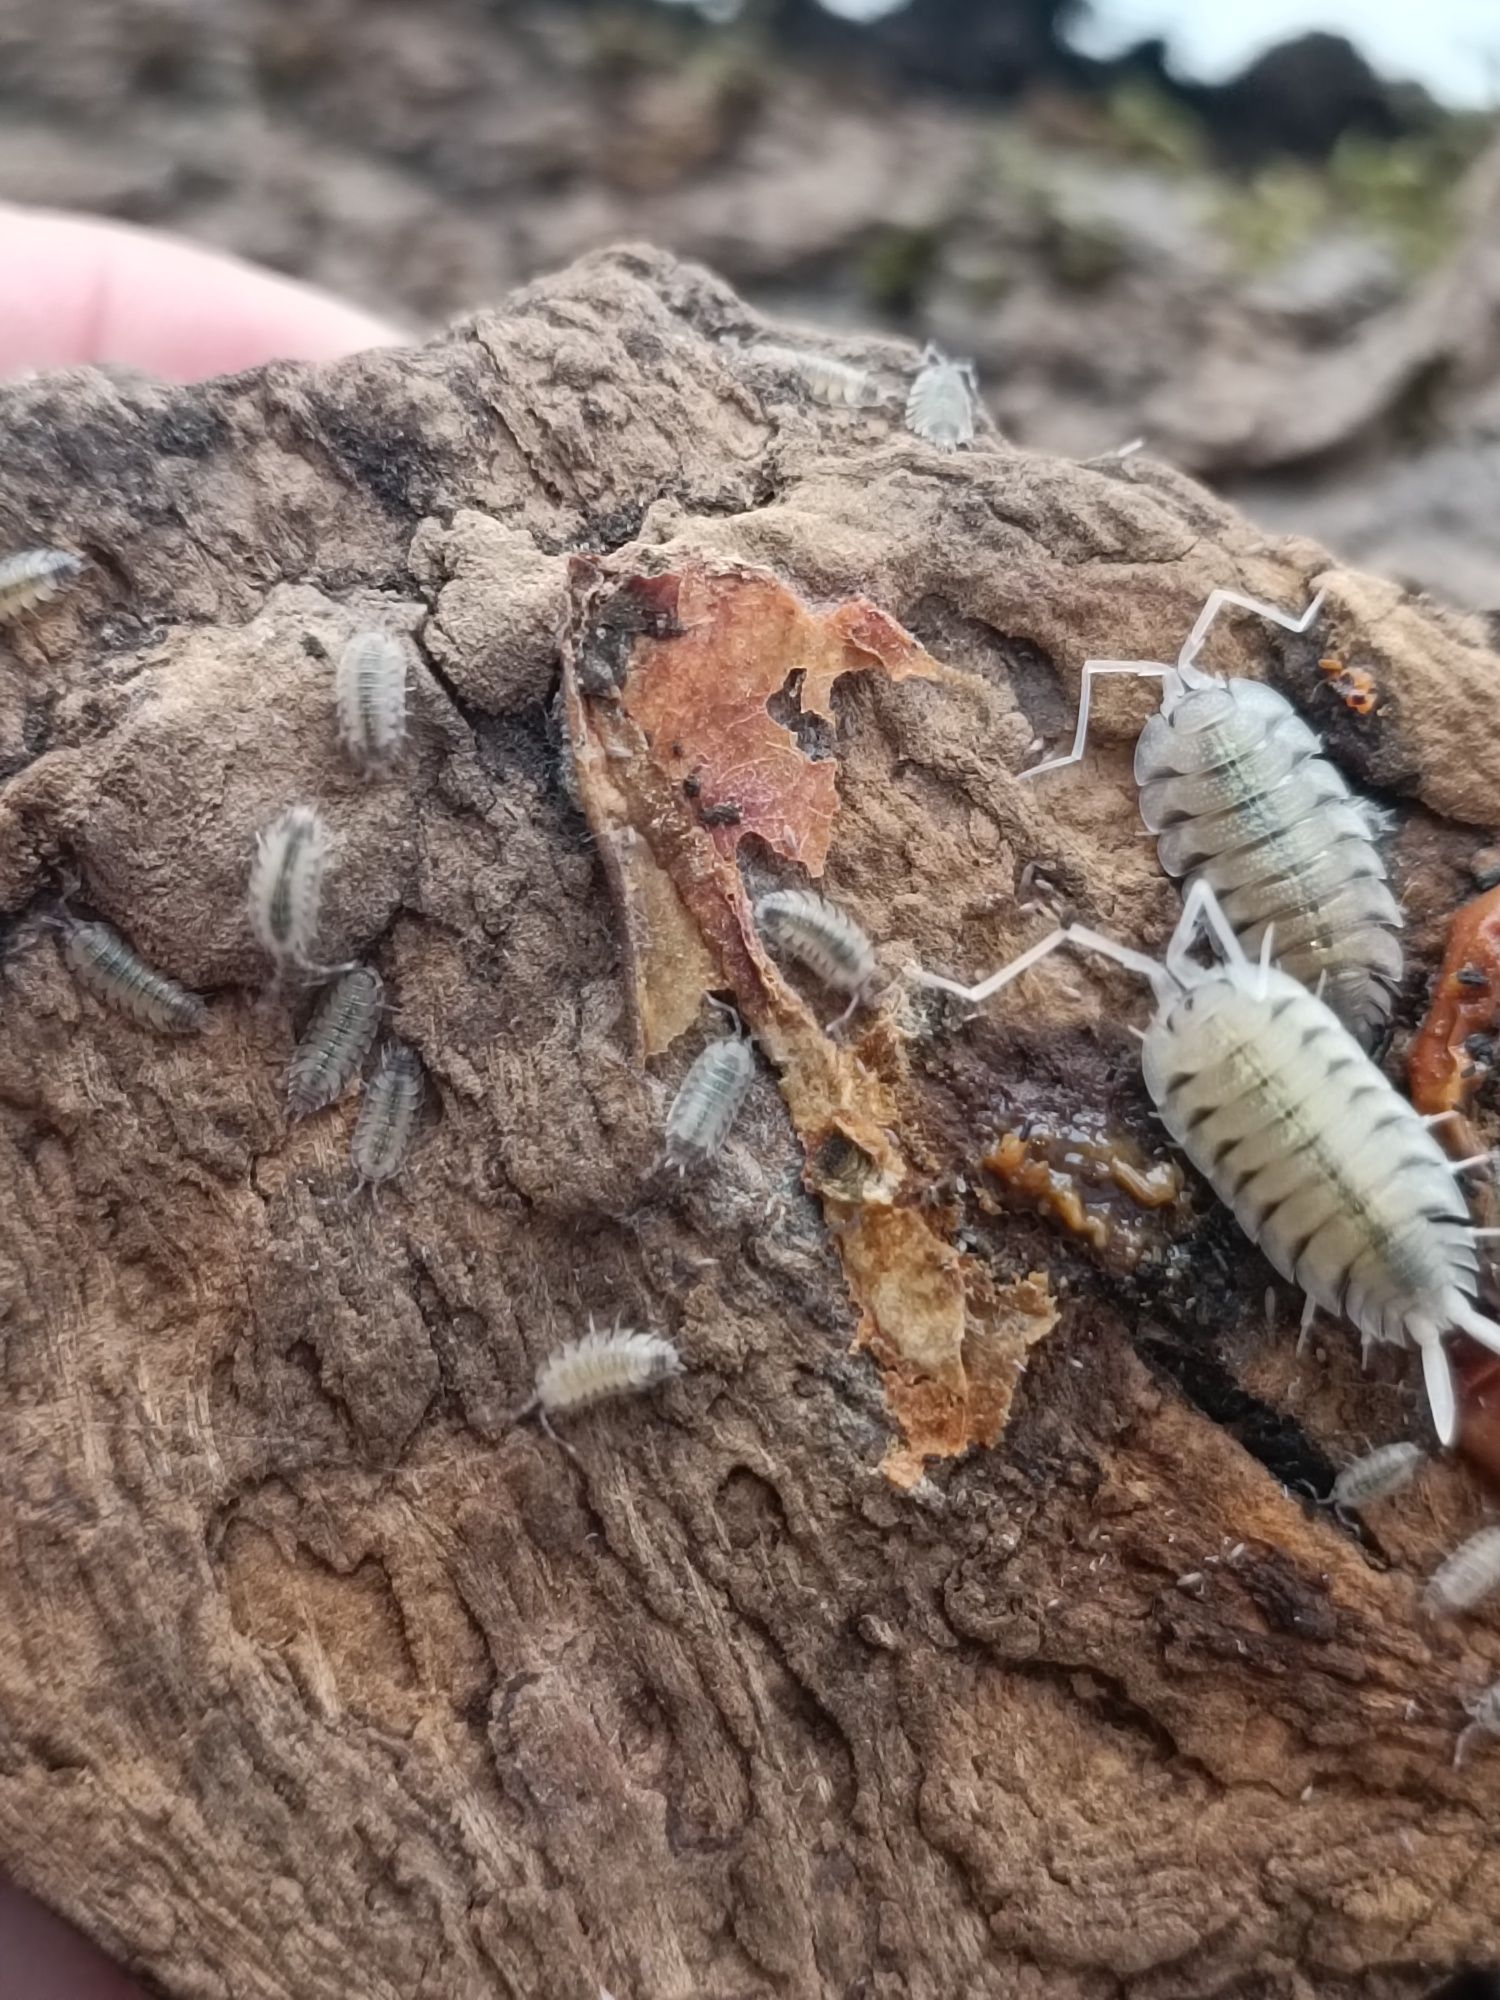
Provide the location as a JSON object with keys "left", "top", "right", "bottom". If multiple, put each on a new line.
{"left": 1455, "top": 1681, "right": 1500, "bottom": 1766}
{"left": 913, "top": 878, "right": 1500, "bottom": 1447}
{"left": 285, "top": 966, "right": 384, "bottom": 1119}
{"left": 665, "top": 1033, "right": 754, "bottom": 1173}
{"left": 746, "top": 343, "right": 884, "bottom": 408}
{"left": 905, "top": 344, "right": 977, "bottom": 449}
{"left": 0, "top": 547, "right": 83, "bottom": 622}
{"left": 350, "top": 1043, "right": 423, "bottom": 1186}
{"left": 755, "top": 890, "right": 876, "bottom": 999}
{"left": 335, "top": 629, "right": 408, "bottom": 774}
{"left": 1425, "top": 1525, "right": 1500, "bottom": 1616}
{"left": 1329, "top": 1441, "right": 1427, "bottom": 1514}
{"left": 62, "top": 919, "right": 207, "bottom": 1033}
{"left": 533, "top": 1326, "right": 684, "bottom": 1417}
{"left": 249, "top": 805, "right": 333, "bottom": 974}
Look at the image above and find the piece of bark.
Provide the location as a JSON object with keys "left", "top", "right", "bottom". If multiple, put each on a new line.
{"left": 3, "top": 244, "right": 1500, "bottom": 2000}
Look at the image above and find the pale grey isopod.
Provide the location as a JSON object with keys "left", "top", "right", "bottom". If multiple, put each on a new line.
{"left": 62, "top": 919, "right": 207, "bottom": 1033}
{"left": 1455, "top": 1681, "right": 1500, "bottom": 1765}
{"left": 665, "top": 1033, "right": 754, "bottom": 1173}
{"left": 756, "top": 889, "right": 875, "bottom": 1002}
{"left": 1329, "top": 1441, "right": 1427, "bottom": 1514}
{"left": 904, "top": 344, "right": 977, "bottom": 449}
{"left": 285, "top": 966, "right": 384, "bottom": 1119}
{"left": 0, "top": 547, "right": 83, "bottom": 622}
{"left": 351, "top": 1042, "right": 423, "bottom": 1187}
{"left": 534, "top": 1326, "right": 684, "bottom": 1416}
{"left": 746, "top": 343, "right": 883, "bottom": 408}
{"left": 249, "top": 805, "right": 334, "bottom": 975}
{"left": 1425, "top": 1524, "right": 1500, "bottom": 1617}
{"left": 335, "top": 629, "right": 408, "bottom": 775}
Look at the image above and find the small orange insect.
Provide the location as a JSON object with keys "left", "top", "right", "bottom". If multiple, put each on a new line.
{"left": 1318, "top": 655, "right": 1378, "bottom": 716}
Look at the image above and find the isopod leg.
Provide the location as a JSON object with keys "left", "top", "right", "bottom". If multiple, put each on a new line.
{"left": 1414, "top": 1324, "right": 1458, "bottom": 1447}
{"left": 1019, "top": 662, "right": 1170, "bottom": 779}
{"left": 910, "top": 927, "right": 1072, "bottom": 1005}
{"left": 1166, "top": 878, "right": 1247, "bottom": 985}
{"left": 1178, "top": 586, "right": 1327, "bottom": 673}
{"left": 1296, "top": 1293, "right": 1317, "bottom": 1354}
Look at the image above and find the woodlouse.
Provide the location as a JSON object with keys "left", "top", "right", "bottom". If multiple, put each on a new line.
{"left": 1455, "top": 1681, "right": 1500, "bottom": 1766}
{"left": 1327, "top": 1441, "right": 1427, "bottom": 1514}
{"left": 0, "top": 547, "right": 83, "bottom": 622}
{"left": 1424, "top": 1524, "right": 1500, "bottom": 1616}
{"left": 664, "top": 1031, "right": 754, "bottom": 1174}
{"left": 335, "top": 629, "right": 408, "bottom": 775}
{"left": 61, "top": 919, "right": 207, "bottom": 1034}
{"left": 350, "top": 1043, "right": 423, "bottom": 1187}
{"left": 755, "top": 889, "right": 876, "bottom": 1026}
{"left": 1021, "top": 588, "right": 1402, "bottom": 1045}
{"left": 914, "top": 878, "right": 1500, "bottom": 1444}
{"left": 285, "top": 966, "right": 384, "bottom": 1119}
{"left": 745, "top": 343, "right": 883, "bottom": 408}
{"left": 249, "top": 805, "right": 335, "bottom": 976}
{"left": 904, "top": 344, "right": 977, "bottom": 449}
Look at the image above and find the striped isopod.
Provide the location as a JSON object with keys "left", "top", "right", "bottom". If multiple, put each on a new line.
{"left": 284, "top": 966, "right": 384, "bottom": 1119}
{"left": 61, "top": 919, "right": 207, "bottom": 1033}
{"left": 1328, "top": 1440, "right": 1427, "bottom": 1514}
{"left": 756, "top": 889, "right": 876, "bottom": 1027}
{"left": 905, "top": 344, "right": 977, "bottom": 449}
{"left": 0, "top": 547, "right": 83, "bottom": 622}
{"left": 1021, "top": 588, "right": 1402, "bottom": 1045}
{"left": 249, "top": 805, "right": 336, "bottom": 977}
{"left": 745, "top": 343, "right": 884, "bottom": 409}
{"left": 1455, "top": 1681, "right": 1500, "bottom": 1765}
{"left": 350, "top": 1042, "right": 423, "bottom": 1187}
{"left": 335, "top": 629, "right": 408, "bottom": 775}
{"left": 1424, "top": 1524, "right": 1500, "bottom": 1616}
{"left": 665, "top": 1030, "right": 754, "bottom": 1174}
{"left": 913, "top": 877, "right": 1500, "bottom": 1445}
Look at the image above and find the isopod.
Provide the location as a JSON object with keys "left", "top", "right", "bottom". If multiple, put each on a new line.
{"left": 335, "top": 628, "right": 408, "bottom": 775}
{"left": 512, "top": 1324, "right": 684, "bottom": 1460}
{"left": 61, "top": 919, "right": 207, "bottom": 1033}
{"left": 1455, "top": 1680, "right": 1500, "bottom": 1766}
{"left": 0, "top": 547, "right": 83, "bottom": 622}
{"left": 755, "top": 889, "right": 876, "bottom": 1026}
{"left": 664, "top": 1029, "right": 754, "bottom": 1173}
{"left": 905, "top": 344, "right": 977, "bottom": 449}
{"left": 285, "top": 966, "right": 384, "bottom": 1119}
{"left": 350, "top": 1042, "right": 423, "bottom": 1187}
{"left": 913, "top": 877, "right": 1500, "bottom": 1444}
{"left": 249, "top": 805, "right": 335, "bottom": 976}
{"left": 1424, "top": 1524, "right": 1500, "bottom": 1616}
{"left": 1021, "top": 588, "right": 1402, "bottom": 1045}
{"left": 1328, "top": 1440, "right": 1427, "bottom": 1514}
{"left": 745, "top": 343, "right": 883, "bottom": 408}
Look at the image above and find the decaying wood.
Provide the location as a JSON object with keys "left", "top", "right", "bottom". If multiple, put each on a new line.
{"left": 3, "top": 244, "right": 1500, "bottom": 2000}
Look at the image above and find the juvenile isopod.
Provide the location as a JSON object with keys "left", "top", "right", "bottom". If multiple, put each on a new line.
{"left": 335, "top": 629, "right": 408, "bottom": 775}
{"left": 1424, "top": 1524, "right": 1500, "bottom": 1616}
{"left": 350, "top": 1042, "right": 423, "bottom": 1187}
{"left": 1021, "top": 588, "right": 1402, "bottom": 1045}
{"left": 249, "top": 805, "right": 337, "bottom": 977}
{"left": 664, "top": 1029, "right": 754, "bottom": 1173}
{"left": 913, "top": 878, "right": 1500, "bottom": 1445}
{"left": 61, "top": 918, "right": 207, "bottom": 1033}
{"left": 1327, "top": 1441, "right": 1428, "bottom": 1515}
{"left": 512, "top": 1323, "right": 684, "bottom": 1459}
{"left": 1455, "top": 1680, "right": 1500, "bottom": 1766}
{"left": 905, "top": 344, "right": 977, "bottom": 449}
{"left": 0, "top": 547, "right": 83, "bottom": 622}
{"left": 285, "top": 966, "right": 384, "bottom": 1119}
{"left": 745, "top": 343, "right": 884, "bottom": 408}
{"left": 755, "top": 889, "right": 876, "bottom": 1027}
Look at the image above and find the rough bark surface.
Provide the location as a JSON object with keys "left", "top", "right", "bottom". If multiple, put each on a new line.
{"left": 3, "top": 244, "right": 1500, "bottom": 2000}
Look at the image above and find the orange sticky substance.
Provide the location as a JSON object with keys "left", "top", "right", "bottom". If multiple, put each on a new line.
{"left": 1407, "top": 883, "right": 1500, "bottom": 1122}
{"left": 981, "top": 1126, "right": 1183, "bottom": 1271}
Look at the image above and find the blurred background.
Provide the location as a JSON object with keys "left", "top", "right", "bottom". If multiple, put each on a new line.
{"left": 2, "top": 0, "right": 1500, "bottom": 608}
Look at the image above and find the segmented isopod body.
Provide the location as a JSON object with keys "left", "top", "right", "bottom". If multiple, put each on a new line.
{"left": 665, "top": 1033, "right": 754, "bottom": 1173}
{"left": 62, "top": 919, "right": 207, "bottom": 1033}
{"left": 335, "top": 629, "right": 408, "bottom": 774}
{"left": 1329, "top": 1440, "right": 1427, "bottom": 1513}
{"left": 756, "top": 890, "right": 875, "bottom": 998}
{"left": 905, "top": 344, "right": 977, "bottom": 449}
{"left": 1455, "top": 1681, "right": 1500, "bottom": 1765}
{"left": 1425, "top": 1524, "right": 1500, "bottom": 1616}
{"left": 747, "top": 343, "right": 883, "bottom": 408}
{"left": 1023, "top": 589, "right": 1402, "bottom": 1045}
{"left": 534, "top": 1327, "right": 684, "bottom": 1416}
{"left": 350, "top": 1042, "right": 423, "bottom": 1186}
{"left": 0, "top": 547, "right": 83, "bottom": 622}
{"left": 914, "top": 879, "right": 1500, "bottom": 1445}
{"left": 249, "top": 805, "right": 332, "bottom": 973}
{"left": 285, "top": 966, "right": 384, "bottom": 1118}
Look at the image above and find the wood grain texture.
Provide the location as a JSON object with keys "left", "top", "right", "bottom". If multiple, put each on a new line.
{"left": 2, "top": 245, "right": 1500, "bottom": 2000}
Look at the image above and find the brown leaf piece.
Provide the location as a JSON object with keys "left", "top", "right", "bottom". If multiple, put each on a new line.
{"left": 564, "top": 553, "right": 1054, "bottom": 1481}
